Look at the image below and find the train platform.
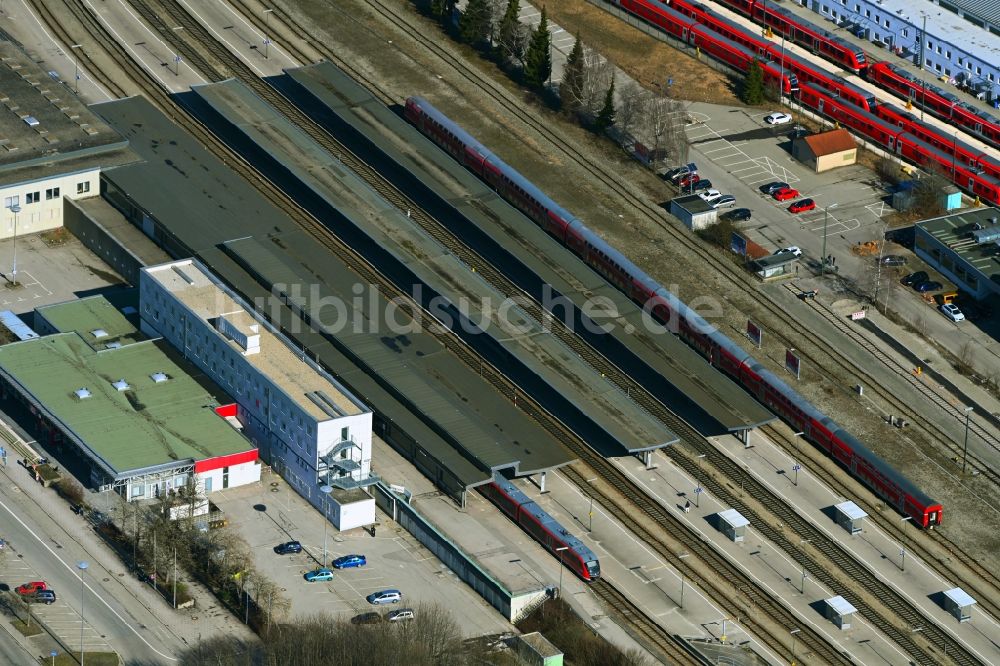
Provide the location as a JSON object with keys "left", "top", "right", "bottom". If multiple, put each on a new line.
{"left": 278, "top": 61, "right": 776, "bottom": 440}
{"left": 371, "top": 437, "right": 657, "bottom": 662}
{"left": 92, "top": 95, "right": 573, "bottom": 504}
{"left": 182, "top": 78, "right": 678, "bottom": 458}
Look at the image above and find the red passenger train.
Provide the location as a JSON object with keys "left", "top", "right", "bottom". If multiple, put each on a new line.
{"left": 405, "top": 96, "right": 945, "bottom": 528}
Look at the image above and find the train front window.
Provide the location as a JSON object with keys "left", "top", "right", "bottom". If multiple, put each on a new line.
{"left": 856, "top": 52, "right": 866, "bottom": 64}
{"left": 586, "top": 560, "right": 601, "bottom": 578}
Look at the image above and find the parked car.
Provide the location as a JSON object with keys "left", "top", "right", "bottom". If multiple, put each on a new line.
{"left": 940, "top": 303, "right": 966, "bottom": 322}
{"left": 789, "top": 198, "right": 817, "bottom": 213}
{"left": 304, "top": 568, "right": 335, "bottom": 582}
{"left": 690, "top": 179, "right": 713, "bottom": 192}
{"left": 677, "top": 173, "right": 700, "bottom": 188}
{"left": 15, "top": 581, "right": 47, "bottom": 596}
{"left": 761, "top": 181, "right": 790, "bottom": 195}
{"left": 772, "top": 187, "right": 800, "bottom": 201}
{"left": 881, "top": 255, "right": 907, "bottom": 266}
{"left": 367, "top": 589, "right": 402, "bottom": 605}
{"left": 698, "top": 188, "right": 722, "bottom": 203}
{"left": 914, "top": 280, "right": 943, "bottom": 293}
{"left": 765, "top": 112, "right": 793, "bottom": 125}
{"left": 274, "top": 541, "right": 302, "bottom": 555}
{"left": 31, "top": 590, "right": 56, "bottom": 605}
{"left": 902, "top": 271, "right": 928, "bottom": 286}
{"left": 332, "top": 554, "right": 367, "bottom": 569}
{"left": 351, "top": 612, "right": 383, "bottom": 625}
{"left": 774, "top": 246, "right": 803, "bottom": 257}
{"left": 722, "top": 207, "right": 752, "bottom": 222}
{"left": 712, "top": 195, "right": 737, "bottom": 209}
{"left": 387, "top": 608, "right": 416, "bottom": 622}
{"left": 666, "top": 163, "right": 697, "bottom": 181}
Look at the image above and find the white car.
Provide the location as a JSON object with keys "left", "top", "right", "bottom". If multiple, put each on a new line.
{"left": 765, "top": 112, "right": 793, "bottom": 125}
{"left": 698, "top": 189, "right": 722, "bottom": 203}
{"left": 939, "top": 303, "right": 965, "bottom": 322}
{"left": 774, "top": 246, "right": 802, "bottom": 257}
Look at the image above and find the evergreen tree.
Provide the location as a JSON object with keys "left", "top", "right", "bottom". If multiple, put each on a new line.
{"left": 594, "top": 77, "right": 617, "bottom": 133}
{"left": 523, "top": 7, "right": 552, "bottom": 89}
{"left": 459, "top": 0, "right": 492, "bottom": 45}
{"left": 430, "top": 0, "right": 446, "bottom": 20}
{"left": 498, "top": 0, "right": 523, "bottom": 65}
{"left": 560, "top": 33, "right": 585, "bottom": 115}
{"left": 742, "top": 59, "right": 765, "bottom": 105}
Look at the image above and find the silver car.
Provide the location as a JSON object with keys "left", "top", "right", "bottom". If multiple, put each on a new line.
{"left": 712, "top": 195, "right": 737, "bottom": 209}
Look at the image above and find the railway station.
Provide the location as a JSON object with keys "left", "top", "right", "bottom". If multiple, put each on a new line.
{"left": 91, "top": 95, "right": 574, "bottom": 507}
{"left": 278, "top": 62, "right": 775, "bottom": 445}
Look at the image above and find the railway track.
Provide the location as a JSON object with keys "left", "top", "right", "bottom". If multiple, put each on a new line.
{"left": 237, "top": 0, "right": 1000, "bottom": 627}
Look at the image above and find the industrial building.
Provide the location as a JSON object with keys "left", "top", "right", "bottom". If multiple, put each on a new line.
{"left": 797, "top": 0, "right": 1000, "bottom": 101}
{"left": 0, "top": 42, "right": 135, "bottom": 246}
{"left": 141, "top": 259, "right": 377, "bottom": 530}
{"left": 670, "top": 194, "right": 718, "bottom": 230}
{"left": 0, "top": 296, "right": 260, "bottom": 499}
{"left": 913, "top": 206, "right": 1000, "bottom": 300}
{"left": 792, "top": 129, "right": 858, "bottom": 173}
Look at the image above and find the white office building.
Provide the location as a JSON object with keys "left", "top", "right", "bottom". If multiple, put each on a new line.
{"left": 139, "top": 259, "right": 377, "bottom": 530}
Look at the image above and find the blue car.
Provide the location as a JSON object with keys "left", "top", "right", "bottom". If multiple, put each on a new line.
{"left": 304, "top": 568, "right": 334, "bottom": 582}
{"left": 332, "top": 554, "right": 367, "bottom": 569}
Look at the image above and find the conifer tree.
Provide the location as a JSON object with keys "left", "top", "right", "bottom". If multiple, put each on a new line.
{"left": 498, "top": 0, "right": 523, "bottom": 65}
{"left": 594, "top": 77, "right": 617, "bottom": 133}
{"left": 523, "top": 7, "right": 552, "bottom": 89}
{"left": 560, "top": 33, "right": 585, "bottom": 115}
{"left": 742, "top": 59, "right": 765, "bottom": 105}
{"left": 459, "top": 0, "right": 492, "bottom": 45}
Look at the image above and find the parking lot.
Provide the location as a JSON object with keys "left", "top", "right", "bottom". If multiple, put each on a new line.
{"left": 207, "top": 470, "right": 511, "bottom": 636}
{"left": 682, "top": 102, "right": 888, "bottom": 264}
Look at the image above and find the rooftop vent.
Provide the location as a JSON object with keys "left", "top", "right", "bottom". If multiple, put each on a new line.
{"left": 973, "top": 227, "right": 1000, "bottom": 244}
{"left": 150, "top": 372, "right": 169, "bottom": 383}
{"left": 111, "top": 379, "right": 130, "bottom": 392}
{"left": 22, "top": 116, "right": 39, "bottom": 127}
{"left": 91, "top": 328, "right": 108, "bottom": 339}
{"left": 75, "top": 387, "right": 91, "bottom": 399}
{"left": 992, "top": 217, "right": 999, "bottom": 225}
{"left": 105, "top": 342, "right": 122, "bottom": 350}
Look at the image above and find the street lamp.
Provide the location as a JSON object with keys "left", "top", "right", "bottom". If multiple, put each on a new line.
{"left": 320, "top": 484, "right": 332, "bottom": 565}
{"left": 678, "top": 551, "right": 690, "bottom": 609}
{"left": 6, "top": 203, "right": 19, "bottom": 283}
{"left": 821, "top": 202, "right": 839, "bottom": 275}
{"left": 586, "top": 476, "right": 597, "bottom": 532}
{"left": 790, "top": 627, "right": 801, "bottom": 665}
{"left": 555, "top": 546, "right": 568, "bottom": 599}
{"left": 70, "top": 44, "right": 83, "bottom": 94}
{"left": 800, "top": 568, "right": 809, "bottom": 594}
{"left": 899, "top": 515, "right": 912, "bottom": 571}
{"left": 263, "top": 8, "right": 274, "bottom": 60}
{"left": 961, "top": 406, "right": 974, "bottom": 474}
{"left": 77, "top": 561, "right": 88, "bottom": 665}
{"left": 791, "top": 461, "right": 801, "bottom": 487}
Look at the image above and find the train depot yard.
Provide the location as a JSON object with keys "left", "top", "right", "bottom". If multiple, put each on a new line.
{"left": 0, "top": 0, "right": 998, "bottom": 664}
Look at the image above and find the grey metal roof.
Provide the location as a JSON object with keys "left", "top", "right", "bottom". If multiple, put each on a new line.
{"left": 284, "top": 61, "right": 774, "bottom": 435}
{"left": 947, "top": 0, "right": 1000, "bottom": 29}
{"left": 188, "top": 78, "right": 677, "bottom": 454}
{"left": 943, "top": 587, "right": 977, "bottom": 607}
{"left": 826, "top": 595, "right": 858, "bottom": 616}
{"left": 835, "top": 500, "right": 868, "bottom": 521}
{"left": 718, "top": 508, "right": 750, "bottom": 528}
{"left": 92, "top": 96, "right": 574, "bottom": 489}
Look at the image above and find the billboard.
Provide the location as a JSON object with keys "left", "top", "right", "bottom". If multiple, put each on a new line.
{"left": 785, "top": 348, "right": 801, "bottom": 379}
{"left": 746, "top": 320, "right": 762, "bottom": 348}
{"left": 730, "top": 232, "right": 747, "bottom": 256}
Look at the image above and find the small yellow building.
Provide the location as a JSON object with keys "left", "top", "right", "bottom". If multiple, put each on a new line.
{"left": 792, "top": 128, "right": 857, "bottom": 173}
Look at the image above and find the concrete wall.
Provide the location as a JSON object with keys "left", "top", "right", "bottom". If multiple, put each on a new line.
{"left": 63, "top": 198, "right": 145, "bottom": 285}
{"left": 1, "top": 168, "right": 101, "bottom": 240}
{"left": 197, "top": 459, "right": 261, "bottom": 493}
{"left": 815, "top": 149, "right": 857, "bottom": 172}
{"left": 373, "top": 483, "right": 548, "bottom": 622}
{"left": 334, "top": 495, "right": 376, "bottom": 531}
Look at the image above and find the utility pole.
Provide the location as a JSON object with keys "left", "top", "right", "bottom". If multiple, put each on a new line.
{"left": 263, "top": 8, "right": 274, "bottom": 60}
{"left": 962, "top": 406, "right": 973, "bottom": 473}
{"left": 821, "top": 203, "right": 839, "bottom": 274}
{"left": 172, "top": 548, "right": 177, "bottom": 608}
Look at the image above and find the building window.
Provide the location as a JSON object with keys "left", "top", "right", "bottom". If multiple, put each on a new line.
{"left": 2, "top": 195, "right": 18, "bottom": 208}
{"left": 976, "top": 66, "right": 981, "bottom": 75}
{"left": 341, "top": 426, "right": 349, "bottom": 441}
{"left": 945, "top": 68, "right": 951, "bottom": 76}
{"left": 45, "top": 187, "right": 60, "bottom": 200}
{"left": 883, "top": 19, "right": 889, "bottom": 27}
{"left": 77, "top": 181, "right": 91, "bottom": 194}
{"left": 935, "top": 63, "right": 942, "bottom": 72}
{"left": 926, "top": 58, "right": 932, "bottom": 67}
{"left": 854, "top": 3, "right": 859, "bottom": 10}
{"left": 946, "top": 50, "right": 951, "bottom": 58}
{"left": 935, "top": 46, "right": 941, "bottom": 54}
{"left": 864, "top": 9, "right": 870, "bottom": 17}
{"left": 902, "top": 28, "right": 908, "bottom": 37}
{"left": 26, "top": 192, "right": 40, "bottom": 204}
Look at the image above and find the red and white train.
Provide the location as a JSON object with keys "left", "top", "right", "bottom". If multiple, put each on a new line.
{"left": 405, "top": 96, "right": 944, "bottom": 528}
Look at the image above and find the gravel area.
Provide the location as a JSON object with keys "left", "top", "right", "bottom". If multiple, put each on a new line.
{"left": 280, "top": 0, "right": 998, "bottom": 569}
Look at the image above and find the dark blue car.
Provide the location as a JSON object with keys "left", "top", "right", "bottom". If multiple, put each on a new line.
{"left": 274, "top": 541, "right": 302, "bottom": 555}
{"left": 332, "top": 554, "right": 367, "bottom": 569}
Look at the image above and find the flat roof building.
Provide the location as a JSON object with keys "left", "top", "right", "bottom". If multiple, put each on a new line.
{"left": 0, "top": 297, "right": 260, "bottom": 499}
{"left": 913, "top": 206, "right": 1000, "bottom": 300}
{"left": 0, "top": 42, "right": 136, "bottom": 241}
{"left": 670, "top": 194, "right": 718, "bottom": 230}
{"left": 141, "top": 259, "right": 376, "bottom": 530}
{"left": 34, "top": 295, "right": 144, "bottom": 348}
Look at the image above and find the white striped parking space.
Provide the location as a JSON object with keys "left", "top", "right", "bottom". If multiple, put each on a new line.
{"left": 687, "top": 122, "right": 800, "bottom": 186}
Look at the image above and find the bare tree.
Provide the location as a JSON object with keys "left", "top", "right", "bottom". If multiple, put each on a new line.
{"left": 615, "top": 82, "right": 648, "bottom": 147}
{"left": 642, "top": 92, "right": 686, "bottom": 167}
{"left": 577, "top": 47, "right": 615, "bottom": 122}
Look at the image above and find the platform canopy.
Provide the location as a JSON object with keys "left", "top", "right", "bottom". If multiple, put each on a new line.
{"left": 826, "top": 595, "right": 858, "bottom": 617}
{"left": 944, "top": 588, "right": 977, "bottom": 608}
{"left": 835, "top": 500, "right": 867, "bottom": 521}
{"left": 718, "top": 508, "right": 750, "bottom": 528}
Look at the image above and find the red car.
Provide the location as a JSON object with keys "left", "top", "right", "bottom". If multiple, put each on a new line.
{"left": 678, "top": 173, "right": 700, "bottom": 188}
{"left": 789, "top": 198, "right": 817, "bottom": 213}
{"left": 772, "top": 187, "right": 800, "bottom": 201}
{"left": 16, "top": 581, "right": 47, "bottom": 596}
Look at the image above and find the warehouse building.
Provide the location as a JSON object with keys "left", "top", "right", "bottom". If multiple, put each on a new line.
{"left": 913, "top": 206, "right": 1000, "bottom": 300}
{"left": 0, "top": 296, "right": 260, "bottom": 499}
{"left": 140, "top": 259, "right": 377, "bottom": 530}
{"left": 792, "top": 129, "right": 857, "bottom": 173}
{"left": 0, "top": 42, "right": 135, "bottom": 244}
{"left": 797, "top": 0, "right": 1000, "bottom": 102}
{"left": 670, "top": 194, "right": 718, "bottom": 230}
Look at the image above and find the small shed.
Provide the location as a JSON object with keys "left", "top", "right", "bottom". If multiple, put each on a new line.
{"left": 514, "top": 632, "right": 564, "bottom": 666}
{"left": 943, "top": 587, "right": 976, "bottom": 623}
{"left": 834, "top": 501, "right": 867, "bottom": 535}
{"left": 717, "top": 508, "right": 749, "bottom": 542}
{"left": 941, "top": 185, "right": 962, "bottom": 211}
{"left": 792, "top": 128, "right": 857, "bottom": 173}
{"left": 824, "top": 596, "right": 857, "bottom": 630}
{"left": 750, "top": 253, "right": 796, "bottom": 279}
{"left": 670, "top": 194, "right": 718, "bottom": 231}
